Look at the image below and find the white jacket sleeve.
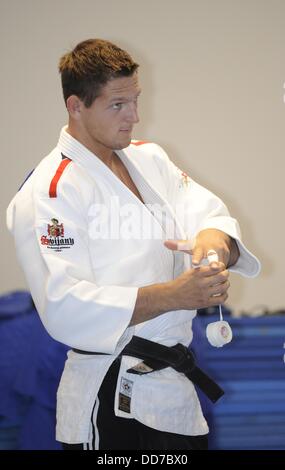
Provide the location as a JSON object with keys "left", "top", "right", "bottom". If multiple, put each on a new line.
{"left": 7, "top": 167, "right": 137, "bottom": 354}
{"left": 151, "top": 144, "right": 261, "bottom": 278}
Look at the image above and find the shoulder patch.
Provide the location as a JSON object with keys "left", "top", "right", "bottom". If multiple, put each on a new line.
{"left": 49, "top": 155, "right": 72, "bottom": 198}
{"left": 131, "top": 140, "right": 150, "bottom": 146}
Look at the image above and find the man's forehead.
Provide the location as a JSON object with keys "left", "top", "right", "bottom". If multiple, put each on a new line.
{"left": 102, "top": 73, "right": 141, "bottom": 98}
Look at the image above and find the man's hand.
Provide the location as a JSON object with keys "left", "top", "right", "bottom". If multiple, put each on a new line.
{"left": 130, "top": 263, "right": 230, "bottom": 325}
{"left": 169, "top": 263, "right": 230, "bottom": 310}
{"left": 164, "top": 228, "right": 240, "bottom": 268}
{"left": 130, "top": 229, "right": 238, "bottom": 326}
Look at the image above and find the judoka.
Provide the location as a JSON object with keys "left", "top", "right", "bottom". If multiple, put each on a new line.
{"left": 7, "top": 38, "right": 260, "bottom": 450}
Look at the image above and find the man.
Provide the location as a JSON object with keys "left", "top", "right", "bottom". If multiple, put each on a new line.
{"left": 7, "top": 39, "right": 260, "bottom": 450}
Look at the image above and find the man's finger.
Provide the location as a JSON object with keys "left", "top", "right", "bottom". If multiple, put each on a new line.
{"left": 191, "top": 246, "right": 204, "bottom": 266}
{"left": 164, "top": 239, "right": 194, "bottom": 252}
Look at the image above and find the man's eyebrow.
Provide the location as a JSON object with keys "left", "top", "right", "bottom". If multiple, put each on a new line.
{"left": 109, "top": 96, "right": 128, "bottom": 103}
{"left": 109, "top": 91, "right": 142, "bottom": 103}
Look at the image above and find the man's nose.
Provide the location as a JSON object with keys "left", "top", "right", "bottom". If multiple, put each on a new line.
{"left": 127, "top": 102, "right": 139, "bottom": 123}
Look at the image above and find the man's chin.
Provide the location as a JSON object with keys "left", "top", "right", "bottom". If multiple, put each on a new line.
{"left": 114, "top": 136, "right": 132, "bottom": 150}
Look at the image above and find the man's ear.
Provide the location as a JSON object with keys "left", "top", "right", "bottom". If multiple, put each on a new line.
{"left": 66, "top": 95, "right": 83, "bottom": 119}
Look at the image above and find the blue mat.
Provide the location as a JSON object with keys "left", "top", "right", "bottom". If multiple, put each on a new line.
{"left": 0, "top": 291, "right": 68, "bottom": 450}
{"left": 192, "top": 312, "right": 285, "bottom": 450}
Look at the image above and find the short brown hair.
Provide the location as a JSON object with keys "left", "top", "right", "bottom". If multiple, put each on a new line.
{"left": 58, "top": 39, "right": 139, "bottom": 107}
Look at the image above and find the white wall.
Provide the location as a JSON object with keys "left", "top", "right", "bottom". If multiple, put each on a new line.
{"left": 1, "top": 0, "right": 284, "bottom": 314}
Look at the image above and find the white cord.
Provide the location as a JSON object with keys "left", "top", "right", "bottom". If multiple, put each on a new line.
{"left": 219, "top": 303, "right": 223, "bottom": 321}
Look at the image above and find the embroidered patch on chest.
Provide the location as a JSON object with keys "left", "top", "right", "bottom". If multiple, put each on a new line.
{"left": 179, "top": 171, "right": 190, "bottom": 188}
{"left": 39, "top": 218, "right": 75, "bottom": 252}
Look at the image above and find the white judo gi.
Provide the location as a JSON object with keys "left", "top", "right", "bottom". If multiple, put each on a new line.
{"left": 6, "top": 126, "right": 260, "bottom": 444}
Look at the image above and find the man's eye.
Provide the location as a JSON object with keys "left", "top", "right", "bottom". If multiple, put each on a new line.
{"left": 112, "top": 103, "right": 123, "bottom": 110}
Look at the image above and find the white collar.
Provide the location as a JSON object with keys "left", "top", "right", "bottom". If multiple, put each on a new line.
{"left": 57, "top": 125, "right": 103, "bottom": 166}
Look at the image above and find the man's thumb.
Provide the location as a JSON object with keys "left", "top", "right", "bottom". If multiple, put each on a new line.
{"left": 164, "top": 240, "right": 193, "bottom": 252}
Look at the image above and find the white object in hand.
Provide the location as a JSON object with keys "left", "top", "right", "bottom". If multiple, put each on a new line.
{"left": 206, "top": 320, "right": 233, "bottom": 348}
{"left": 207, "top": 249, "right": 219, "bottom": 264}
{"left": 205, "top": 251, "right": 233, "bottom": 347}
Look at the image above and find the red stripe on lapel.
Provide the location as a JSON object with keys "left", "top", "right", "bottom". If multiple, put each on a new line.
{"left": 131, "top": 140, "right": 149, "bottom": 146}
{"left": 49, "top": 158, "right": 72, "bottom": 198}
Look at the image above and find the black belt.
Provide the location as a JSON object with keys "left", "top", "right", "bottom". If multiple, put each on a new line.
{"left": 73, "top": 335, "right": 224, "bottom": 403}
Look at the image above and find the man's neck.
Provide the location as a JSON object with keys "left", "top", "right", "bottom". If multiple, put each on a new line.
{"left": 66, "top": 123, "right": 114, "bottom": 167}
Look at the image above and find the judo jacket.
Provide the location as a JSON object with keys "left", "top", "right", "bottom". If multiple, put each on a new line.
{"left": 7, "top": 127, "right": 261, "bottom": 443}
